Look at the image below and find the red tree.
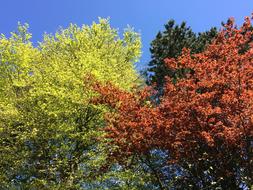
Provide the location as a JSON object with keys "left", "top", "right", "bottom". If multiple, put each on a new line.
{"left": 93, "top": 15, "right": 253, "bottom": 189}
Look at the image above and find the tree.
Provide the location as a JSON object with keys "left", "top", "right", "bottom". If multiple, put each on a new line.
{"left": 147, "top": 20, "right": 217, "bottom": 94}
{"left": 0, "top": 19, "right": 144, "bottom": 189}
{"left": 93, "top": 15, "right": 253, "bottom": 189}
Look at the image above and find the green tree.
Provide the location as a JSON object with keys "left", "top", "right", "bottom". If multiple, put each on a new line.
{"left": 147, "top": 20, "right": 217, "bottom": 92}
{"left": 0, "top": 19, "right": 143, "bottom": 189}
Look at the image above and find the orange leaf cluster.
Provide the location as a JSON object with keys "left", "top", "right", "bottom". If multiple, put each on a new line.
{"left": 92, "top": 15, "right": 253, "bottom": 179}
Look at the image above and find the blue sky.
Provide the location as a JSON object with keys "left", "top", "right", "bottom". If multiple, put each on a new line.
{"left": 0, "top": 0, "right": 252, "bottom": 70}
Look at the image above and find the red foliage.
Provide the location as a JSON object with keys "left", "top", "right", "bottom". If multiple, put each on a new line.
{"left": 92, "top": 82, "right": 161, "bottom": 158}
{"left": 92, "top": 15, "right": 253, "bottom": 185}
{"left": 161, "top": 16, "right": 253, "bottom": 160}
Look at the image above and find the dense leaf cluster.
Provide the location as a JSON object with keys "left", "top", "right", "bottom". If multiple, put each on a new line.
{"left": 1, "top": 13, "right": 253, "bottom": 190}
{"left": 147, "top": 20, "right": 217, "bottom": 93}
{"left": 94, "top": 16, "right": 253, "bottom": 189}
{"left": 0, "top": 19, "right": 145, "bottom": 189}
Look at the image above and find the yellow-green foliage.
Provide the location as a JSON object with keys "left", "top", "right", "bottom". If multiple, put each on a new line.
{"left": 0, "top": 19, "right": 141, "bottom": 189}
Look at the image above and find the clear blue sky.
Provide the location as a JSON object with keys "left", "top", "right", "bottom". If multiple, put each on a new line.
{"left": 0, "top": 0, "right": 252, "bottom": 70}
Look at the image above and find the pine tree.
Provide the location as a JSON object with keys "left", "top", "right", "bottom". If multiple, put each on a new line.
{"left": 147, "top": 20, "right": 217, "bottom": 93}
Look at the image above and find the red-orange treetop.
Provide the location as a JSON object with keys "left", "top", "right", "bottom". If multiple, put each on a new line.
{"left": 92, "top": 15, "right": 253, "bottom": 185}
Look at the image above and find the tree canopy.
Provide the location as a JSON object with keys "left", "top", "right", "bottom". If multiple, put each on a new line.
{"left": 0, "top": 19, "right": 143, "bottom": 189}
{"left": 93, "top": 15, "right": 253, "bottom": 189}
{"left": 1, "top": 12, "right": 253, "bottom": 190}
{"left": 147, "top": 20, "right": 217, "bottom": 93}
